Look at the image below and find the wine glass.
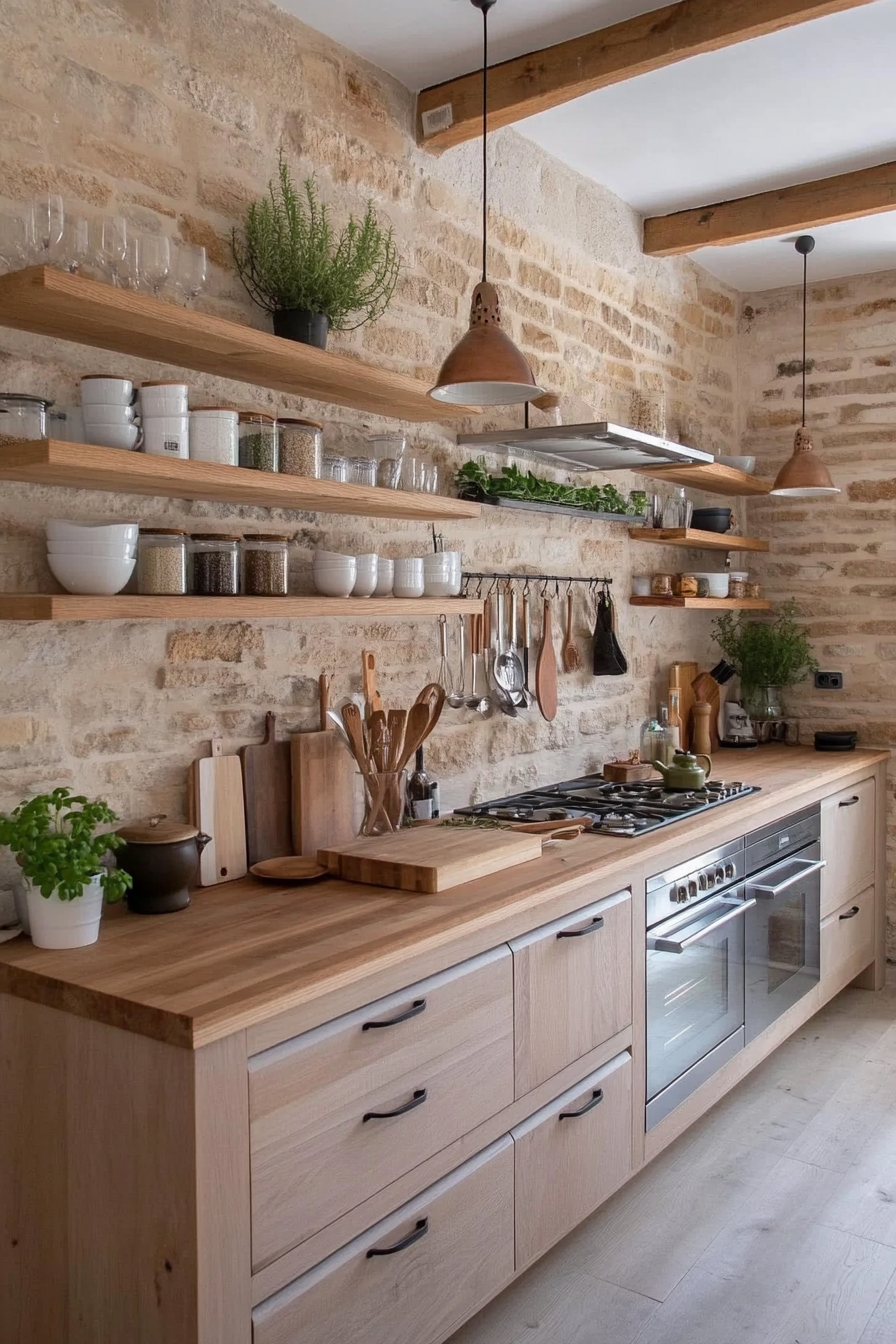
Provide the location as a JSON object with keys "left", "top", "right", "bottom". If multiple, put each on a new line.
{"left": 135, "top": 233, "right": 170, "bottom": 296}
{"left": 28, "top": 194, "right": 64, "bottom": 263}
{"left": 59, "top": 216, "right": 91, "bottom": 274}
{"left": 170, "top": 241, "right": 207, "bottom": 306}
{"left": 91, "top": 215, "right": 128, "bottom": 285}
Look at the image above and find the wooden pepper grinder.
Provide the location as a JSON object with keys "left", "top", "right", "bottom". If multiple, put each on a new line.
{"left": 692, "top": 702, "right": 713, "bottom": 758}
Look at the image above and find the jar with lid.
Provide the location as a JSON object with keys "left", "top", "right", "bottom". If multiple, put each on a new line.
{"left": 651, "top": 572, "right": 673, "bottom": 597}
{"left": 278, "top": 418, "right": 323, "bottom": 478}
{"left": 189, "top": 534, "right": 240, "bottom": 596}
{"left": 137, "top": 528, "right": 187, "bottom": 595}
{"left": 321, "top": 454, "right": 350, "bottom": 483}
{"left": 238, "top": 412, "right": 279, "bottom": 472}
{"left": 242, "top": 535, "right": 289, "bottom": 596}
{"left": 189, "top": 407, "right": 239, "bottom": 466}
{"left": 640, "top": 710, "right": 673, "bottom": 764}
{"left": 0, "top": 393, "right": 52, "bottom": 444}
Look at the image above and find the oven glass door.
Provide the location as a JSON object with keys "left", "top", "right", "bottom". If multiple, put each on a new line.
{"left": 646, "top": 890, "right": 751, "bottom": 1102}
{"left": 745, "top": 847, "right": 822, "bottom": 1043}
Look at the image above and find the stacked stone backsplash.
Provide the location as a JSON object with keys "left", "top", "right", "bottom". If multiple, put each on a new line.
{"left": 741, "top": 269, "right": 896, "bottom": 952}
{"left": 0, "top": 0, "right": 743, "bottom": 909}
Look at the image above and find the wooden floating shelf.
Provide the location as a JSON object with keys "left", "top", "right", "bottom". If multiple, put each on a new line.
{"left": 0, "top": 440, "right": 481, "bottom": 521}
{"left": 628, "top": 527, "right": 769, "bottom": 553}
{"left": 630, "top": 596, "right": 772, "bottom": 611}
{"left": 635, "top": 461, "right": 773, "bottom": 497}
{"left": 0, "top": 267, "right": 475, "bottom": 423}
{"left": 0, "top": 595, "right": 485, "bottom": 623}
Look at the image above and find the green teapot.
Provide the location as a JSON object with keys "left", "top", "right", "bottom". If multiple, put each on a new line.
{"left": 652, "top": 750, "right": 712, "bottom": 790}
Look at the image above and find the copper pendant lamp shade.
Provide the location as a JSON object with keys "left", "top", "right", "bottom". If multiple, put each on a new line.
{"left": 770, "top": 236, "right": 839, "bottom": 498}
{"left": 429, "top": 0, "right": 543, "bottom": 407}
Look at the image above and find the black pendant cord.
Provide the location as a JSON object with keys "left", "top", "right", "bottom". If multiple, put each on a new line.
{"left": 802, "top": 247, "right": 808, "bottom": 427}
{"left": 481, "top": 4, "right": 489, "bottom": 283}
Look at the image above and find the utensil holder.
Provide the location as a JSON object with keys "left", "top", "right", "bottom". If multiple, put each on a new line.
{"left": 354, "top": 770, "right": 407, "bottom": 837}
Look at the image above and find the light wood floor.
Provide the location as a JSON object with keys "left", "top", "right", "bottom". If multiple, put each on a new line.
{"left": 450, "top": 973, "right": 896, "bottom": 1344}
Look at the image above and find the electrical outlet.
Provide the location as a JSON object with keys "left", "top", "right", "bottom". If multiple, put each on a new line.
{"left": 814, "top": 671, "right": 844, "bottom": 690}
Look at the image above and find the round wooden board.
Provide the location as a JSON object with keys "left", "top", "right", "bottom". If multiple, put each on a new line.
{"left": 250, "top": 857, "right": 329, "bottom": 883}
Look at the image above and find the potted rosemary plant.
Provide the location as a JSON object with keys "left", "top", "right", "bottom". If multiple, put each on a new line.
{"left": 232, "top": 153, "right": 400, "bottom": 348}
{"left": 712, "top": 600, "right": 818, "bottom": 723}
{"left": 0, "top": 788, "right": 130, "bottom": 949}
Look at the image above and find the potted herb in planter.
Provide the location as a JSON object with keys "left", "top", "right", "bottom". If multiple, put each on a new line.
{"left": 232, "top": 152, "right": 400, "bottom": 349}
{"left": 0, "top": 788, "right": 131, "bottom": 949}
{"left": 712, "top": 600, "right": 818, "bottom": 725}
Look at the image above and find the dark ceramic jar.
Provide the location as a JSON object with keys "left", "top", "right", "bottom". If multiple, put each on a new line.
{"left": 116, "top": 816, "right": 210, "bottom": 914}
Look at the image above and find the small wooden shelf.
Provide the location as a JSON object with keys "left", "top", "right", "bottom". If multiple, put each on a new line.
{"left": 0, "top": 440, "right": 480, "bottom": 521}
{"left": 628, "top": 527, "right": 769, "bottom": 553}
{"left": 0, "top": 595, "right": 484, "bottom": 622}
{"left": 635, "top": 461, "right": 773, "bottom": 497}
{"left": 0, "top": 267, "right": 474, "bottom": 423}
{"left": 630, "top": 596, "right": 772, "bottom": 611}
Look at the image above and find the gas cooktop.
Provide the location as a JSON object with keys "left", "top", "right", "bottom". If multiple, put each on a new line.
{"left": 455, "top": 774, "right": 761, "bottom": 836}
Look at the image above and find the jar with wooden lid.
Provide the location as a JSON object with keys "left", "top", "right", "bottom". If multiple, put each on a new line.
{"left": 242, "top": 534, "right": 289, "bottom": 596}
{"left": 189, "top": 533, "right": 240, "bottom": 595}
{"left": 278, "top": 417, "right": 322, "bottom": 478}
{"left": 137, "top": 528, "right": 187, "bottom": 595}
{"left": 238, "top": 411, "right": 279, "bottom": 472}
{"left": 651, "top": 572, "right": 673, "bottom": 597}
{"left": 189, "top": 407, "right": 239, "bottom": 466}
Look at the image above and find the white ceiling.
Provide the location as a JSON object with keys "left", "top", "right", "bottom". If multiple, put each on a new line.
{"left": 284, "top": 0, "right": 896, "bottom": 292}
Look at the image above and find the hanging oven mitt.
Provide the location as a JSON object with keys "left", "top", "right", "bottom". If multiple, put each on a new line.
{"left": 592, "top": 585, "right": 626, "bottom": 676}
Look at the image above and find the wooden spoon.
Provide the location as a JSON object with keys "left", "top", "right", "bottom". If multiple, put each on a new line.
{"left": 386, "top": 709, "right": 407, "bottom": 771}
{"left": 396, "top": 701, "right": 435, "bottom": 773}
{"left": 562, "top": 591, "right": 581, "bottom": 672}
{"left": 414, "top": 682, "right": 446, "bottom": 734}
{"left": 368, "top": 710, "right": 389, "bottom": 772}
{"left": 536, "top": 598, "right": 558, "bottom": 722}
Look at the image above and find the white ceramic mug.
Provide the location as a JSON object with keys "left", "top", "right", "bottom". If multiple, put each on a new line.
{"left": 140, "top": 382, "right": 189, "bottom": 417}
{"left": 80, "top": 376, "right": 136, "bottom": 407}
{"left": 422, "top": 553, "right": 454, "bottom": 597}
{"left": 393, "top": 557, "right": 424, "bottom": 598}
{"left": 442, "top": 551, "right": 462, "bottom": 596}
{"left": 373, "top": 557, "right": 394, "bottom": 596}
{"left": 82, "top": 403, "right": 137, "bottom": 425}
{"left": 88, "top": 423, "right": 142, "bottom": 451}
{"left": 142, "top": 413, "right": 189, "bottom": 458}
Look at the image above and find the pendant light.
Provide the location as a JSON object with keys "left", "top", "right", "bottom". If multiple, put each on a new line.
{"left": 770, "top": 235, "right": 839, "bottom": 497}
{"left": 429, "top": 0, "right": 543, "bottom": 406}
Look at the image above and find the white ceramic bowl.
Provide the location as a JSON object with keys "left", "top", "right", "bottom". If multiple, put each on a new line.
{"left": 48, "top": 552, "right": 136, "bottom": 595}
{"left": 88, "top": 424, "right": 141, "bottom": 451}
{"left": 313, "top": 562, "right": 356, "bottom": 598}
{"left": 393, "top": 557, "right": 424, "bottom": 599}
{"left": 49, "top": 545, "right": 135, "bottom": 561}
{"left": 80, "top": 376, "right": 135, "bottom": 407}
{"left": 314, "top": 549, "right": 354, "bottom": 564}
{"left": 81, "top": 403, "right": 137, "bottom": 425}
{"left": 631, "top": 574, "right": 652, "bottom": 596}
{"left": 312, "top": 559, "right": 358, "bottom": 574}
{"left": 47, "top": 520, "right": 139, "bottom": 551}
{"left": 373, "top": 558, "right": 394, "bottom": 597}
{"left": 443, "top": 551, "right": 462, "bottom": 596}
{"left": 352, "top": 560, "right": 378, "bottom": 598}
{"left": 690, "top": 572, "right": 729, "bottom": 598}
{"left": 717, "top": 455, "right": 756, "bottom": 474}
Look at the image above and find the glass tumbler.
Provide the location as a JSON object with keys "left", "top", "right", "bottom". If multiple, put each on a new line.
{"left": 354, "top": 770, "right": 408, "bottom": 838}
{"left": 369, "top": 434, "right": 406, "bottom": 489}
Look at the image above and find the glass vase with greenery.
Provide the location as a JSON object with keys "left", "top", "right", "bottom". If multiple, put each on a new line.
{"left": 712, "top": 600, "right": 818, "bottom": 719}
{"left": 232, "top": 152, "right": 400, "bottom": 349}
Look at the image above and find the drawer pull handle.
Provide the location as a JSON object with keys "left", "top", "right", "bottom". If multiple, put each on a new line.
{"left": 839, "top": 796, "right": 860, "bottom": 807}
{"left": 366, "top": 1218, "right": 429, "bottom": 1258}
{"left": 839, "top": 906, "right": 861, "bottom": 920}
{"left": 559, "top": 1087, "right": 604, "bottom": 1120}
{"left": 557, "top": 915, "right": 605, "bottom": 939}
{"left": 362, "top": 998, "right": 427, "bottom": 1031}
{"left": 363, "top": 1088, "right": 428, "bottom": 1123}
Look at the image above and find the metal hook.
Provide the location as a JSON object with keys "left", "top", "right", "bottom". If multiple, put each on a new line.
{"left": 523, "top": 577, "right": 531, "bottom": 597}
{"left": 553, "top": 578, "right": 560, "bottom": 600}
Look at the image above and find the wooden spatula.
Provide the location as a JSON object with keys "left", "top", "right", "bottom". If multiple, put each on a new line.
{"left": 536, "top": 598, "right": 558, "bottom": 721}
{"left": 361, "top": 650, "right": 384, "bottom": 720}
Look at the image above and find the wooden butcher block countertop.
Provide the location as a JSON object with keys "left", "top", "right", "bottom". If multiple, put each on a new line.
{"left": 0, "top": 747, "right": 887, "bottom": 1051}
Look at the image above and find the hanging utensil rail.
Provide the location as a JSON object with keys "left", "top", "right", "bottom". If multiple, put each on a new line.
{"left": 461, "top": 571, "right": 612, "bottom": 594}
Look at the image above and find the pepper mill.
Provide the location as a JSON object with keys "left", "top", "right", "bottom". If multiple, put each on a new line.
{"left": 692, "top": 702, "right": 713, "bottom": 757}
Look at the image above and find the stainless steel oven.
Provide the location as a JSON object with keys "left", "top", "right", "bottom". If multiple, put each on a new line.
{"left": 744, "top": 806, "right": 823, "bottom": 1043}
{"left": 646, "top": 839, "right": 754, "bottom": 1130}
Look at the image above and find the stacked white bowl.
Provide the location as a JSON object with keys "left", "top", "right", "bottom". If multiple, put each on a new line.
{"left": 46, "top": 520, "right": 138, "bottom": 594}
{"left": 313, "top": 550, "right": 357, "bottom": 598}
{"left": 352, "top": 553, "right": 378, "bottom": 598}
{"left": 80, "top": 377, "right": 141, "bottom": 451}
{"left": 140, "top": 382, "right": 189, "bottom": 459}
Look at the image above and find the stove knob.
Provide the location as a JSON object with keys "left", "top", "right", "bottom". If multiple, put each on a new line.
{"left": 687, "top": 880, "right": 698, "bottom": 899}
{"left": 706, "top": 871, "right": 715, "bottom": 888}
{"left": 724, "top": 862, "right": 735, "bottom": 880}
{"left": 714, "top": 866, "right": 726, "bottom": 884}
{"left": 698, "top": 873, "right": 708, "bottom": 891}
{"left": 676, "top": 884, "right": 689, "bottom": 903}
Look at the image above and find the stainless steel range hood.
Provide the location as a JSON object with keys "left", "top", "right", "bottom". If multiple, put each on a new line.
{"left": 457, "top": 422, "right": 713, "bottom": 472}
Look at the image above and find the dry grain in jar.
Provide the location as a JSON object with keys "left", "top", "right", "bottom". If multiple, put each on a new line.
{"left": 137, "top": 528, "right": 187, "bottom": 595}
{"left": 278, "top": 418, "right": 322, "bottom": 477}
{"left": 238, "top": 412, "right": 279, "bottom": 472}
{"left": 190, "top": 534, "right": 240, "bottom": 595}
{"left": 242, "top": 535, "right": 289, "bottom": 596}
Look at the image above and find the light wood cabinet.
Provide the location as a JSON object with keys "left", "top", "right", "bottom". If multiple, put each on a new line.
{"left": 249, "top": 949, "right": 513, "bottom": 1270}
{"left": 512, "top": 1051, "right": 633, "bottom": 1270}
{"left": 821, "top": 887, "right": 875, "bottom": 991}
{"left": 820, "top": 778, "right": 875, "bottom": 916}
{"left": 511, "top": 890, "right": 632, "bottom": 1096}
{"left": 252, "top": 1138, "right": 515, "bottom": 1344}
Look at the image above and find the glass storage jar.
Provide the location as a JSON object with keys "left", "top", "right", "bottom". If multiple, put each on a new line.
{"left": 651, "top": 572, "right": 673, "bottom": 597}
{"left": 321, "top": 454, "right": 350, "bottom": 483}
{"left": 0, "top": 393, "right": 52, "bottom": 443}
{"left": 189, "top": 407, "right": 239, "bottom": 466}
{"left": 242, "top": 534, "right": 289, "bottom": 596}
{"left": 137, "top": 528, "right": 187, "bottom": 595}
{"left": 190, "top": 533, "right": 240, "bottom": 596}
{"left": 278, "top": 418, "right": 323, "bottom": 477}
{"left": 238, "top": 411, "right": 279, "bottom": 472}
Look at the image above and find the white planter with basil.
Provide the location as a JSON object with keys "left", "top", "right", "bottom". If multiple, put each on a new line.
{"left": 24, "top": 874, "right": 106, "bottom": 949}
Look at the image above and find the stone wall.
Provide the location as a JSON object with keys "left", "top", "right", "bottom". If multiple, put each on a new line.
{"left": 741, "top": 269, "right": 896, "bottom": 951}
{"left": 0, "top": 0, "right": 741, "bottom": 906}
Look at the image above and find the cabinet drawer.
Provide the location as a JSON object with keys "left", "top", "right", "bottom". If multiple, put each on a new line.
{"left": 249, "top": 948, "right": 513, "bottom": 1270}
{"left": 511, "top": 890, "right": 632, "bottom": 1096}
{"left": 252, "top": 1138, "right": 515, "bottom": 1344}
{"left": 821, "top": 778, "right": 875, "bottom": 915}
{"left": 512, "top": 1051, "right": 633, "bottom": 1270}
{"left": 821, "top": 888, "right": 875, "bottom": 986}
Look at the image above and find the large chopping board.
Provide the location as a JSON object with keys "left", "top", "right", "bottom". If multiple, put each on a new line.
{"left": 291, "top": 731, "right": 355, "bottom": 857}
{"left": 240, "top": 711, "right": 293, "bottom": 866}
{"left": 189, "top": 737, "right": 248, "bottom": 885}
{"left": 319, "top": 826, "right": 543, "bottom": 894}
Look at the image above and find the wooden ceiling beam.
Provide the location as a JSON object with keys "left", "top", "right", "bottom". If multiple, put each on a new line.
{"left": 643, "top": 159, "right": 896, "bottom": 255}
{"left": 417, "top": 0, "right": 877, "bottom": 152}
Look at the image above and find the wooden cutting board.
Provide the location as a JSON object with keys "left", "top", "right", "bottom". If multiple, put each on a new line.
{"left": 291, "top": 731, "right": 356, "bottom": 858}
{"left": 669, "top": 661, "right": 698, "bottom": 749}
{"left": 319, "top": 826, "right": 543, "bottom": 894}
{"left": 189, "top": 737, "right": 248, "bottom": 885}
{"left": 240, "top": 711, "right": 293, "bottom": 866}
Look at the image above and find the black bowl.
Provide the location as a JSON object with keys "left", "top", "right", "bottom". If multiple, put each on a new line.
{"left": 692, "top": 508, "right": 732, "bottom": 534}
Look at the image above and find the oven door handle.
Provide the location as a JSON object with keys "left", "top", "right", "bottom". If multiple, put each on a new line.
{"left": 747, "top": 857, "right": 826, "bottom": 899}
{"left": 648, "top": 898, "right": 756, "bottom": 953}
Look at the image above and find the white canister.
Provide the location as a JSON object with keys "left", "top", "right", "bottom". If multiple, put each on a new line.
{"left": 393, "top": 557, "right": 424, "bottom": 599}
{"left": 143, "top": 414, "right": 189, "bottom": 458}
{"left": 422, "top": 553, "right": 454, "bottom": 598}
{"left": 189, "top": 407, "right": 239, "bottom": 465}
{"left": 140, "top": 381, "right": 189, "bottom": 417}
{"left": 373, "top": 557, "right": 394, "bottom": 596}
{"left": 443, "top": 551, "right": 462, "bottom": 596}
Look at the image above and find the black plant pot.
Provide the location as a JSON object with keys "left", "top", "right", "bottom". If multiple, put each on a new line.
{"left": 272, "top": 309, "right": 330, "bottom": 349}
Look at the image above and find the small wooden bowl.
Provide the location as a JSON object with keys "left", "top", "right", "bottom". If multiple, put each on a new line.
{"left": 602, "top": 761, "right": 654, "bottom": 783}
